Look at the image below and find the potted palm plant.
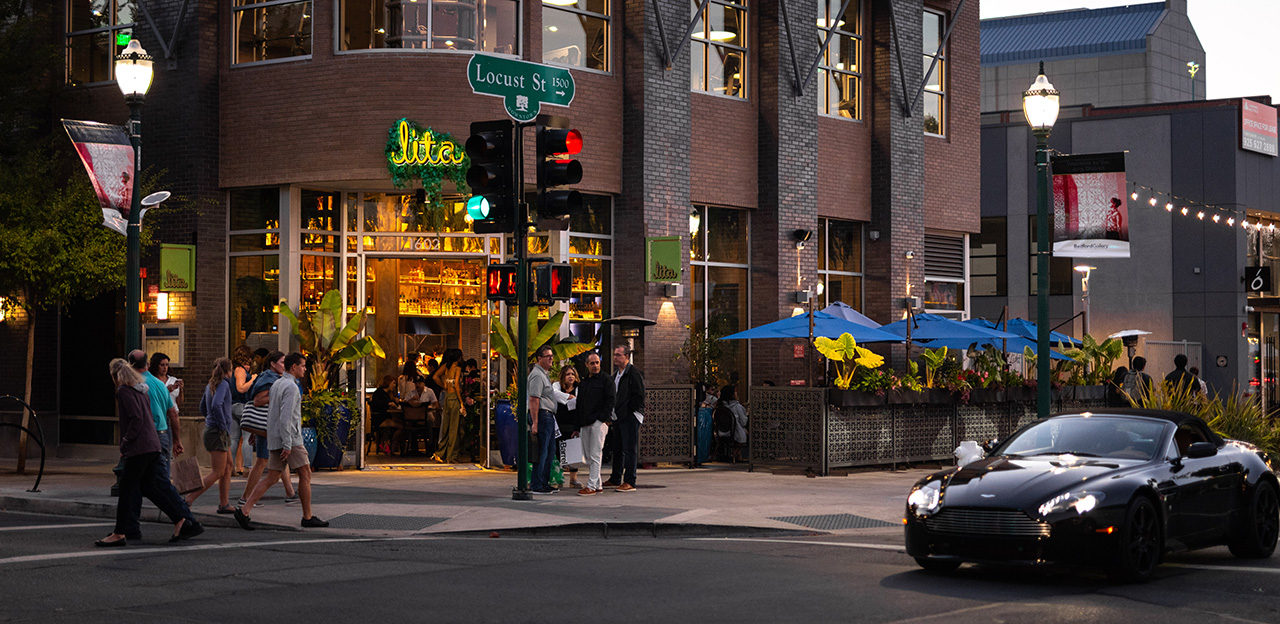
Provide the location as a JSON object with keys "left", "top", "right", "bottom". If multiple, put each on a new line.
{"left": 280, "top": 290, "right": 385, "bottom": 469}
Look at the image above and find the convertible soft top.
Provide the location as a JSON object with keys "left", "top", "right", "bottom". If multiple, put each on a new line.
{"left": 1054, "top": 408, "right": 1223, "bottom": 444}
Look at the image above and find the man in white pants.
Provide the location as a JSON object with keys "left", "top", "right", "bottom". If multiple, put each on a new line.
{"left": 574, "top": 352, "right": 615, "bottom": 495}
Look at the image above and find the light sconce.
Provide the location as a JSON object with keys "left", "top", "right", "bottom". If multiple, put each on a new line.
{"left": 793, "top": 229, "right": 812, "bottom": 250}
{"left": 868, "top": 229, "right": 880, "bottom": 242}
{"left": 689, "top": 210, "right": 701, "bottom": 236}
{"left": 905, "top": 250, "right": 915, "bottom": 259}
{"left": 0, "top": 296, "right": 6, "bottom": 323}
{"left": 664, "top": 283, "right": 683, "bottom": 298}
{"left": 156, "top": 292, "right": 170, "bottom": 320}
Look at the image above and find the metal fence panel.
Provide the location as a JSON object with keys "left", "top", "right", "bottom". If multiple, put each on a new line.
{"left": 748, "top": 387, "right": 826, "bottom": 469}
{"left": 827, "top": 405, "right": 893, "bottom": 467}
{"left": 639, "top": 385, "right": 695, "bottom": 463}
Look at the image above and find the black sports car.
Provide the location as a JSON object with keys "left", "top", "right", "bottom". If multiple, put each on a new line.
{"left": 904, "top": 409, "right": 1279, "bottom": 581}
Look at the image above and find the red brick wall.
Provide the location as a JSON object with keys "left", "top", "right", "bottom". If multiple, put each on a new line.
{"left": 691, "top": 95, "right": 758, "bottom": 209}
{"left": 923, "top": 0, "right": 980, "bottom": 234}
{"left": 817, "top": 117, "right": 872, "bottom": 221}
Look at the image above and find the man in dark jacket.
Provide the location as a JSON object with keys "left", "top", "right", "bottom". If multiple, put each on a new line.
{"left": 1164, "top": 353, "right": 1200, "bottom": 395}
{"left": 605, "top": 345, "right": 645, "bottom": 492}
{"left": 574, "top": 351, "right": 616, "bottom": 495}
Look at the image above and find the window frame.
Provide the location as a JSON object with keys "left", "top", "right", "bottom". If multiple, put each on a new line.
{"left": 333, "top": 0, "right": 523, "bottom": 59}
{"left": 922, "top": 7, "right": 946, "bottom": 137}
{"left": 691, "top": 204, "right": 752, "bottom": 385}
{"left": 64, "top": 0, "right": 137, "bottom": 86}
{"left": 541, "top": 0, "right": 610, "bottom": 74}
{"left": 816, "top": 0, "right": 862, "bottom": 121}
{"left": 969, "top": 217, "right": 1007, "bottom": 297}
{"left": 232, "top": 0, "right": 315, "bottom": 67}
{"left": 690, "top": 0, "right": 749, "bottom": 100}
{"left": 817, "top": 218, "right": 865, "bottom": 310}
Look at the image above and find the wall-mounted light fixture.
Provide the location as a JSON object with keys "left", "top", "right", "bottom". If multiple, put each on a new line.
{"left": 156, "top": 292, "right": 170, "bottom": 320}
{"left": 793, "top": 229, "right": 812, "bottom": 250}
{"left": 664, "top": 283, "right": 683, "bottom": 298}
{"left": 689, "top": 210, "right": 701, "bottom": 236}
{"left": 0, "top": 296, "right": 6, "bottom": 323}
{"left": 905, "top": 250, "right": 915, "bottom": 259}
{"left": 868, "top": 229, "right": 880, "bottom": 242}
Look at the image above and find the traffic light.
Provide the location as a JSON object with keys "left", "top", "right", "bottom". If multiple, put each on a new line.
{"left": 465, "top": 120, "right": 516, "bottom": 234}
{"left": 486, "top": 263, "right": 518, "bottom": 301}
{"left": 533, "top": 263, "right": 573, "bottom": 305}
{"left": 536, "top": 119, "right": 583, "bottom": 225}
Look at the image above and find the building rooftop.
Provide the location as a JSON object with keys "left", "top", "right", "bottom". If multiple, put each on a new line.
{"left": 980, "top": 2, "right": 1166, "bottom": 67}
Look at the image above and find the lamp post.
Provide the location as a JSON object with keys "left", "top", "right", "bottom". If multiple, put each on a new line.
{"left": 1186, "top": 61, "right": 1200, "bottom": 100}
{"left": 1024, "top": 62, "right": 1059, "bottom": 419}
{"left": 1074, "top": 265, "right": 1095, "bottom": 338}
{"left": 115, "top": 40, "right": 154, "bottom": 351}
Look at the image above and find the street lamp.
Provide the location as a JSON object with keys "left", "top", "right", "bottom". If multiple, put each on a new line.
{"left": 1024, "top": 62, "right": 1059, "bottom": 419}
{"left": 1186, "top": 61, "right": 1200, "bottom": 100}
{"left": 115, "top": 40, "right": 153, "bottom": 351}
{"left": 1074, "top": 265, "right": 1096, "bottom": 337}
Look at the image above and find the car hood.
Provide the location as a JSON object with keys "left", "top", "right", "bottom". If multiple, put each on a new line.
{"left": 939, "top": 455, "right": 1143, "bottom": 510}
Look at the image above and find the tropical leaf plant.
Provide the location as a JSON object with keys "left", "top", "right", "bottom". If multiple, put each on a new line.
{"left": 814, "top": 333, "right": 884, "bottom": 390}
{"left": 490, "top": 310, "right": 598, "bottom": 363}
{"left": 920, "top": 347, "right": 948, "bottom": 389}
{"left": 279, "top": 290, "right": 386, "bottom": 393}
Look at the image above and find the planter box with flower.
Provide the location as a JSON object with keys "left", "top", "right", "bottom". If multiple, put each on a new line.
{"left": 815, "top": 333, "right": 886, "bottom": 406}
{"left": 280, "top": 290, "right": 385, "bottom": 470}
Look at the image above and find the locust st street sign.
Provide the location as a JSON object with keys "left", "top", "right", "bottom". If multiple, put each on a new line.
{"left": 467, "top": 54, "right": 575, "bottom": 123}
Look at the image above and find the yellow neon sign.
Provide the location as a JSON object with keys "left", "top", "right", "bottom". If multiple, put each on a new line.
{"left": 390, "top": 120, "right": 466, "bottom": 167}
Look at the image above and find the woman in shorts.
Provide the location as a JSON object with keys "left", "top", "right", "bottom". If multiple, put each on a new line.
{"left": 185, "top": 357, "right": 236, "bottom": 514}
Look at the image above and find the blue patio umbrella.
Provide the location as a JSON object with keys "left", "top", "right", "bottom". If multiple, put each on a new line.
{"left": 967, "top": 318, "right": 1081, "bottom": 348}
{"left": 721, "top": 311, "right": 903, "bottom": 343}
{"left": 879, "top": 313, "right": 1020, "bottom": 343}
{"left": 819, "top": 301, "right": 881, "bottom": 328}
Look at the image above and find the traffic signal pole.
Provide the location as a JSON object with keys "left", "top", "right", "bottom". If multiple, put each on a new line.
{"left": 513, "top": 121, "right": 533, "bottom": 501}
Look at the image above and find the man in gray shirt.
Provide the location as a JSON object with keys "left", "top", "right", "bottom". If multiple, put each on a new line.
{"left": 528, "top": 346, "right": 559, "bottom": 494}
{"left": 235, "top": 352, "right": 329, "bottom": 529}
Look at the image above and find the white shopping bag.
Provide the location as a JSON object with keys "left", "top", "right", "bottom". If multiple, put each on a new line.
{"left": 564, "top": 437, "right": 585, "bottom": 466}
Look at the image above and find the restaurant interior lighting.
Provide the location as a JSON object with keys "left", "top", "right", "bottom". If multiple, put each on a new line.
{"left": 816, "top": 18, "right": 845, "bottom": 28}
{"left": 544, "top": 0, "right": 578, "bottom": 5}
{"left": 689, "top": 209, "right": 700, "bottom": 236}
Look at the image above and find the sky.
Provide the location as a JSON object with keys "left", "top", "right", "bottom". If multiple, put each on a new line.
{"left": 979, "top": 0, "right": 1280, "bottom": 102}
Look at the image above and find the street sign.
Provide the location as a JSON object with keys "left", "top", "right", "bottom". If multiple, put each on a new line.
{"left": 1247, "top": 266, "right": 1272, "bottom": 293}
{"left": 467, "top": 54, "right": 575, "bottom": 123}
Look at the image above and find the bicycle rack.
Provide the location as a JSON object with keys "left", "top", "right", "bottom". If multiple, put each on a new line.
{"left": 1, "top": 395, "right": 47, "bottom": 492}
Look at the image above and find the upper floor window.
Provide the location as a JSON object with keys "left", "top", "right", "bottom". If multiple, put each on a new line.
{"left": 922, "top": 9, "right": 946, "bottom": 136}
{"left": 339, "top": 0, "right": 518, "bottom": 55}
{"left": 66, "top": 0, "right": 136, "bottom": 85}
{"left": 542, "top": 0, "right": 608, "bottom": 71}
{"left": 816, "top": 0, "right": 860, "bottom": 120}
{"left": 233, "top": 0, "right": 313, "bottom": 65}
{"left": 690, "top": 0, "right": 746, "bottom": 99}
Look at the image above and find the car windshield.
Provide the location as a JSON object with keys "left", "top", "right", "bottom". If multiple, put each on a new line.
{"left": 999, "top": 416, "right": 1166, "bottom": 461}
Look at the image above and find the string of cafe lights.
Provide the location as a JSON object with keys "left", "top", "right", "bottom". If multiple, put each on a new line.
{"left": 1126, "top": 181, "right": 1280, "bottom": 233}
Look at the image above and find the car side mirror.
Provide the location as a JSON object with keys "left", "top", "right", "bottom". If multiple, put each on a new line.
{"left": 1186, "top": 441, "right": 1217, "bottom": 459}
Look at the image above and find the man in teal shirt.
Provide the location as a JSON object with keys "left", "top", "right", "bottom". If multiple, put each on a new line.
{"left": 129, "top": 350, "right": 183, "bottom": 481}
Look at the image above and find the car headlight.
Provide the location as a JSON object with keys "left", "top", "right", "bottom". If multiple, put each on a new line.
{"left": 908, "top": 480, "right": 943, "bottom": 517}
{"left": 1037, "top": 491, "right": 1106, "bottom": 517}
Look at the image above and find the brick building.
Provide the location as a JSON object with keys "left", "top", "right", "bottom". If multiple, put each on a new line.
{"left": 3, "top": 0, "right": 980, "bottom": 461}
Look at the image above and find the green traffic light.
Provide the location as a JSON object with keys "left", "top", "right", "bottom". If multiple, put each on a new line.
{"left": 466, "top": 195, "right": 490, "bottom": 220}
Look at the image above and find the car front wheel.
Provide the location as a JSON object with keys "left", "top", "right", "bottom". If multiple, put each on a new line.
{"left": 1107, "top": 496, "right": 1162, "bottom": 583}
{"left": 1229, "top": 479, "right": 1279, "bottom": 559}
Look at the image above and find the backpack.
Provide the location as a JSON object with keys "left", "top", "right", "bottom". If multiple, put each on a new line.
{"left": 713, "top": 403, "right": 734, "bottom": 436}
{"left": 1121, "top": 370, "right": 1142, "bottom": 401}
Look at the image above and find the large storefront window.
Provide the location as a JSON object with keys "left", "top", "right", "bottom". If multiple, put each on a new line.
{"left": 233, "top": 0, "right": 312, "bottom": 65}
{"left": 568, "top": 195, "right": 612, "bottom": 345}
{"left": 690, "top": 0, "right": 747, "bottom": 98}
{"left": 66, "top": 0, "right": 136, "bottom": 84}
{"left": 816, "top": 0, "right": 861, "bottom": 119}
{"left": 817, "top": 219, "right": 863, "bottom": 308}
{"left": 229, "top": 189, "right": 281, "bottom": 354}
{"left": 340, "top": 0, "right": 519, "bottom": 54}
{"left": 542, "top": 0, "right": 608, "bottom": 71}
{"left": 691, "top": 205, "right": 749, "bottom": 385}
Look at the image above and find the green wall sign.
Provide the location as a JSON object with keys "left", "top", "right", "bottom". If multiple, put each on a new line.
{"left": 645, "top": 236, "right": 682, "bottom": 283}
{"left": 159, "top": 244, "right": 195, "bottom": 292}
{"left": 467, "top": 54, "right": 575, "bottom": 122}
{"left": 385, "top": 118, "right": 469, "bottom": 189}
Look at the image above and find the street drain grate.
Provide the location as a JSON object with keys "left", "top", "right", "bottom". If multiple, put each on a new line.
{"left": 326, "top": 514, "right": 450, "bottom": 531}
{"left": 769, "top": 513, "right": 897, "bottom": 531}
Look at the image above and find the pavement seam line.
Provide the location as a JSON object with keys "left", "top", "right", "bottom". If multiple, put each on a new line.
{"left": 688, "top": 537, "right": 903, "bottom": 551}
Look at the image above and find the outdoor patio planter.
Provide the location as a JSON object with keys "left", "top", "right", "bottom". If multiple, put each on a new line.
{"left": 828, "top": 388, "right": 884, "bottom": 407}
{"left": 887, "top": 389, "right": 951, "bottom": 404}
{"left": 1068, "top": 385, "right": 1107, "bottom": 401}
{"left": 967, "top": 388, "right": 1006, "bottom": 403}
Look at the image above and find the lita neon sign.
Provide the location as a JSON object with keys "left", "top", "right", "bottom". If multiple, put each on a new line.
{"left": 390, "top": 120, "right": 465, "bottom": 166}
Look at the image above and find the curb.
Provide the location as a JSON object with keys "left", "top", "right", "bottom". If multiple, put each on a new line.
{"left": 438, "top": 522, "right": 821, "bottom": 539}
{"left": 0, "top": 495, "right": 298, "bottom": 532}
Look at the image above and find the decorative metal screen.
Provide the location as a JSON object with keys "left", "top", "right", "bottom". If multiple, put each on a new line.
{"left": 748, "top": 387, "right": 825, "bottom": 469}
{"left": 828, "top": 405, "right": 893, "bottom": 466}
{"left": 639, "top": 385, "right": 695, "bottom": 463}
{"left": 893, "top": 405, "right": 955, "bottom": 462}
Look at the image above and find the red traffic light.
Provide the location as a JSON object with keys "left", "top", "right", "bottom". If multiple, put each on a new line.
{"left": 534, "top": 263, "right": 573, "bottom": 304}
{"left": 545, "top": 129, "right": 582, "bottom": 156}
{"left": 486, "top": 263, "right": 518, "bottom": 302}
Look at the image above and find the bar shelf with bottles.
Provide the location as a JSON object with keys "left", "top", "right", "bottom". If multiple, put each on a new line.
{"left": 398, "top": 258, "right": 486, "bottom": 318}
{"left": 569, "top": 258, "right": 605, "bottom": 322}
{"left": 299, "top": 256, "right": 336, "bottom": 313}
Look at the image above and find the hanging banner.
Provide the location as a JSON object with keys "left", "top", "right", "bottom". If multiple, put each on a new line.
{"left": 62, "top": 120, "right": 134, "bottom": 222}
{"left": 1051, "top": 152, "right": 1129, "bottom": 258}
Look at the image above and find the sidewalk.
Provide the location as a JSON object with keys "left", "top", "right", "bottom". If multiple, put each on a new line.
{"left": 0, "top": 458, "right": 931, "bottom": 538}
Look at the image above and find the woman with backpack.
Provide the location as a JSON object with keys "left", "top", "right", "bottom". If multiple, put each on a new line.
{"left": 714, "top": 385, "right": 748, "bottom": 463}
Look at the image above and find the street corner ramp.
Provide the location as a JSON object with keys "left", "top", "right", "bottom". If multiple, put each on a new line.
{"left": 326, "top": 513, "right": 450, "bottom": 532}
{"left": 768, "top": 514, "right": 898, "bottom": 531}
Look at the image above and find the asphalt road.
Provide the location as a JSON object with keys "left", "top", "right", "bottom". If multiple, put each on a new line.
{"left": 1, "top": 511, "right": 1277, "bottom": 623}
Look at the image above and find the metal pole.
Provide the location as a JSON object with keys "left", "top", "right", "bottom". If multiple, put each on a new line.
{"left": 125, "top": 97, "right": 144, "bottom": 352}
{"left": 513, "top": 122, "right": 533, "bottom": 500}
{"left": 1035, "top": 130, "right": 1052, "bottom": 418}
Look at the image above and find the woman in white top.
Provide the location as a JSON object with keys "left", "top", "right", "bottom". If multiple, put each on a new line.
{"left": 149, "top": 352, "right": 183, "bottom": 412}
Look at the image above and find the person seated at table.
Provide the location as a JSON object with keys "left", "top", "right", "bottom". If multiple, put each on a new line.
{"left": 371, "top": 375, "right": 400, "bottom": 454}
{"left": 401, "top": 377, "right": 439, "bottom": 454}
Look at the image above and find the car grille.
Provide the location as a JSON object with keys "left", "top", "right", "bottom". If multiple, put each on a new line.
{"left": 924, "top": 508, "right": 1051, "bottom": 537}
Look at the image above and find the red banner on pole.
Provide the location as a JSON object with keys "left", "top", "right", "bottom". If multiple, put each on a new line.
{"left": 62, "top": 119, "right": 134, "bottom": 229}
{"left": 1051, "top": 152, "right": 1129, "bottom": 258}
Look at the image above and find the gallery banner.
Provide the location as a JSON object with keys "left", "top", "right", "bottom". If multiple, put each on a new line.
{"left": 1051, "top": 152, "right": 1129, "bottom": 258}
{"left": 62, "top": 119, "right": 134, "bottom": 234}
